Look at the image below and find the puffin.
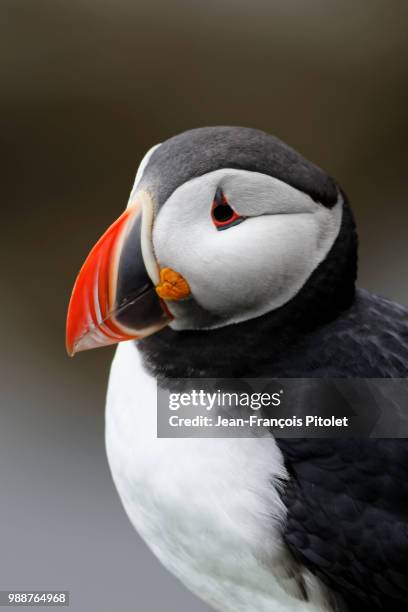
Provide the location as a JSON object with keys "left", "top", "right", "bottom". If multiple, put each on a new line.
{"left": 66, "top": 127, "right": 408, "bottom": 612}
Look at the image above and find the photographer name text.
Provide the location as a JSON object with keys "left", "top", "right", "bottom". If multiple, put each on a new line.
{"left": 168, "top": 415, "right": 349, "bottom": 429}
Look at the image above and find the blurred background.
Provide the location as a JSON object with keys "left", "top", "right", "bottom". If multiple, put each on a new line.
{"left": 1, "top": 1, "right": 407, "bottom": 610}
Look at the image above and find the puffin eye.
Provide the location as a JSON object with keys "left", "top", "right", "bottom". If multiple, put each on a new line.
{"left": 211, "top": 188, "right": 244, "bottom": 231}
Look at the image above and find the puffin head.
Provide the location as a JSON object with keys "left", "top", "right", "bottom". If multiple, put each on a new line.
{"left": 66, "top": 126, "right": 356, "bottom": 355}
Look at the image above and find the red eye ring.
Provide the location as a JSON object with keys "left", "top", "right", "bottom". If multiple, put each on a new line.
{"left": 211, "top": 188, "right": 244, "bottom": 230}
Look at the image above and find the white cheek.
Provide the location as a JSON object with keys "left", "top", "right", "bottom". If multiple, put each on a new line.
{"left": 153, "top": 170, "right": 342, "bottom": 326}
{"left": 153, "top": 173, "right": 220, "bottom": 267}
{"left": 165, "top": 212, "right": 337, "bottom": 314}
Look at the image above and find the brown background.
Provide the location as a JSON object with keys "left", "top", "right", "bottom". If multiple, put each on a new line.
{"left": 1, "top": 1, "right": 407, "bottom": 611}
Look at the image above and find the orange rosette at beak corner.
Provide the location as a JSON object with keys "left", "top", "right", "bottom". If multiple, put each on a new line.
{"left": 66, "top": 200, "right": 171, "bottom": 356}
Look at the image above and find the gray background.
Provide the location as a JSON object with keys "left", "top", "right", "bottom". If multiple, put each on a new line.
{"left": 1, "top": 1, "right": 407, "bottom": 611}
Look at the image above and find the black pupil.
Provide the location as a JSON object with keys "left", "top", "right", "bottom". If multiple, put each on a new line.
{"left": 213, "top": 203, "right": 234, "bottom": 223}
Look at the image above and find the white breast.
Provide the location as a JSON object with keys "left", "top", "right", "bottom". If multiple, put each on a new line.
{"left": 105, "top": 341, "right": 334, "bottom": 612}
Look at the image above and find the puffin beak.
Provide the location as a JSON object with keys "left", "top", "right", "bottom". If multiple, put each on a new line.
{"left": 66, "top": 192, "right": 172, "bottom": 355}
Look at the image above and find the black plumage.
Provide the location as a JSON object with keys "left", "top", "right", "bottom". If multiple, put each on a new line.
{"left": 281, "top": 439, "right": 408, "bottom": 612}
